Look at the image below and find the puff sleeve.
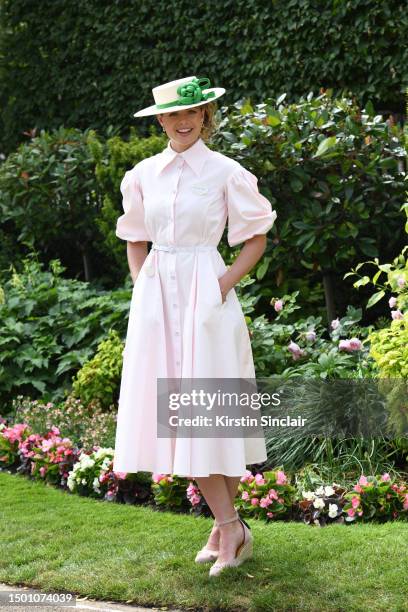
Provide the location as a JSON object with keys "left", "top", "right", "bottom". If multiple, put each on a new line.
{"left": 226, "top": 166, "right": 277, "bottom": 247}
{"left": 115, "top": 167, "right": 151, "bottom": 242}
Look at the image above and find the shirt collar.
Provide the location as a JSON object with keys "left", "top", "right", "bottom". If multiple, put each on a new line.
{"left": 155, "top": 137, "right": 211, "bottom": 177}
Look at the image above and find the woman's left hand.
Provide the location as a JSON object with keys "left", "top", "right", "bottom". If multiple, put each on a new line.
{"left": 218, "top": 276, "right": 233, "bottom": 304}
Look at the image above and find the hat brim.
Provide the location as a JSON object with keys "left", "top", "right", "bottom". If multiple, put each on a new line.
{"left": 133, "top": 88, "right": 226, "bottom": 117}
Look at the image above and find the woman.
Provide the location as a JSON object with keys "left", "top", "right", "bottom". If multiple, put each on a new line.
{"left": 112, "top": 76, "right": 277, "bottom": 577}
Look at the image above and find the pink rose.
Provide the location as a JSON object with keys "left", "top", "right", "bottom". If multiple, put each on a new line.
{"left": 274, "top": 299, "right": 283, "bottom": 312}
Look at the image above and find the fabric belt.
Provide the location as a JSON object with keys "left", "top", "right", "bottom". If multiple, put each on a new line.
{"left": 151, "top": 243, "right": 217, "bottom": 253}
{"left": 143, "top": 243, "right": 218, "bottom": 277}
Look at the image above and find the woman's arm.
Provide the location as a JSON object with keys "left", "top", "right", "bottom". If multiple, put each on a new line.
{"left": 126, "top": 241, "right": 148, "bottom": 284}
{"left": 218, "top": 234, "right": 267, "bottom": 303}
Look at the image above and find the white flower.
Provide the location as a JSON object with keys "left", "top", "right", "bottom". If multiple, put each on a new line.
{"left": 313, "top": 497, "right": 325, "bottom": 509}
{"left": 79, "top": 453, "right": 95, "bottom": 469}
{"left": 328, "top": 503, "right": 338, "bottom": 518}
{"left": 315, "top": 486, "right": 325, "bottom": 496}
{"left": 81, "top": 478, "right": 87, "bottom": 485}
{"left": 324, "top": 485, "right": 335, "bottom": 497}
{"left": 302, "top": 490, "right": 315, "bottom": 501}
{"left": 92, "top": 477, "right": 101, "bottom": 492}
{"left": 67, "top": 474, "right": 75, "bottom": 491}
{"left": 94, "top": 447, "right": 114, "bottom": 460}
{"left": 313, "top": 519, "right": 320, "bottom": 526}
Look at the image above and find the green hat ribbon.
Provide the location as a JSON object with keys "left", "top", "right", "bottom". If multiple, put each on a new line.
{"left": 156, "top": 77, "right": 216, "bottom": 110}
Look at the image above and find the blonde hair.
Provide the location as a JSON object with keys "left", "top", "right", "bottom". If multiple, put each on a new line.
{"left": 200, "top": 101, "right": 219, "bottom": 141}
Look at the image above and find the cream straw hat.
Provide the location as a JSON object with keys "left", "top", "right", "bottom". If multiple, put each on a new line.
{"left": 133, "top": 76, "right": 226, "bottom": 117}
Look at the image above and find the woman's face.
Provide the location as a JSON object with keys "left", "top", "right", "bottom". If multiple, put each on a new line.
{"left": 158, "top": 106, "right": 205, "bottom": 151}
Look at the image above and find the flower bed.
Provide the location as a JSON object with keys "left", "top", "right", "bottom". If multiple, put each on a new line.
{"left": 1, "top": 418, "right": 407, "bottom": 526}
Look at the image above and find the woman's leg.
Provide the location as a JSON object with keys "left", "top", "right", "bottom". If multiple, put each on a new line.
{"left": 196, "top": 475, "right": 241, "bottom": 549}
{"left": 195, "top": 474, "right": 245, "bottom": 561}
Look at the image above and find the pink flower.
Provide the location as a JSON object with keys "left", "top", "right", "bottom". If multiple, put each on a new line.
{"left": 331, "top": 318, "right": 340, "bottom": 330}
{"left": 339, "top": 338, "right": 361, "bottom": 352}
{"left": 260, "top": 497, "right": 271, "bottom": 508}
{"left": 388, "top": 296, "right": 397, "bottom": 308}
{"left": 397, "top": 276, "right": 406, "bottom": 288}
{"left": 288, "top": 341, "right": 305, "bottom": 360}
{"left": 190, "top": 494, "right": 201, "bottom": 506}
{"left": 266, "top": 512, "right": 274, "bottom": 518}
{"left": 347, "top": 508, "right": 355, "bottom": 517}
{"left": 391, "top": 309, "right": 404, "bottom": 320}
{"left": 339, "top": 339, "right": 351, "bottom": 352}
{"left": 268, "top": 488, "right": 279, "bottom": 500}
{"left": 276, "top": 470, "right": 287, "bottom": 485}
{"left": 349, "top": 337, "right": 362, "bottom": 351}
{"left": 251, "top": 498, "right": 259, "bottom": 506}
{"left": 403, "top": 494, "right": 408, "bottom": 510}
{"left": 241, "top": 491, "right": 249, "bottom": 500}
{"left": 381, "top": 473, "right": 391, "bottom": 482}
{"left": 39, "top": 466, "right": 47, "bottom": 477}
{"left": 51, "top": 426, "right": 60, "bottom": 435}
{"left": 274, "top": 299, "right": 283, "bottom": 312}
{"left": 359, "top": 475, "right": 368, "bottom": 486}
{"left": 255, "top": 473, "right": 265, "bottom": 485}
{"left": 278, "top": 497, "right": 284, "bottom": 504}
{"left": 240, "top": 469, "right": 253, "bottom": 483}
{"left": 114, "top": 471, "right": 127, "bottom": 480}
{"left": 351, "top": 496, "right": 360, "bottom": 509}
{"left": 152, "top": 473, "right": 167, "bottom": 484}
{"left": 353, "top": 484, "right": 363, "bottom": 493}
{"left": 306, "top": 330, "right": 316, "bottom": 342}
{"left": 358, "top": 510, "right": 363, "bottom": 516}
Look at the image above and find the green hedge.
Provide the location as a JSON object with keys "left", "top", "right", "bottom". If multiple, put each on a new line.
{"left": 1, "top": 0, "right": 407, "bottom": 153}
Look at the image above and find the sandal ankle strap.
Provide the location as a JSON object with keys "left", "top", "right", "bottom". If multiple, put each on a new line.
{"left": 215, "top": 509, "right": 239, "bottom": 527}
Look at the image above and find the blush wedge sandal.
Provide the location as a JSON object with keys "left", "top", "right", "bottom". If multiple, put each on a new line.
{"left": 208, "top": 510, "right": 253, "bottom": 577}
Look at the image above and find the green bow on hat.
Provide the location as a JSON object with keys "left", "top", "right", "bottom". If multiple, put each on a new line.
{"left": 156, "top": 77, "right": 216, "bottom": 109}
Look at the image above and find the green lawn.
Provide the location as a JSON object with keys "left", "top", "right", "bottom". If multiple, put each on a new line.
{"left": 0, "top": 471, "right": 407, "bottom": 611}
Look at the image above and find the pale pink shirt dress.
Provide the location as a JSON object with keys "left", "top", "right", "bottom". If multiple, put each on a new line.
{"left": 112, "top": 137, "right": 277, "bottom": 477}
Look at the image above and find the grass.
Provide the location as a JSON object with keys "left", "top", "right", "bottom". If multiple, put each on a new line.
{"left": 0, "top": 471, "right": 407, "bottom": 611}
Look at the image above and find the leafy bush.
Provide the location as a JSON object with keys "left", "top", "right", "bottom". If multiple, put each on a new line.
{"left": 0, "top": 127, "right": 103, "bottom": 281}
{"left": 213, "top": 91, "right": 407, "bottom": 322}
{"left": 10, "top": 394, "right": 118, "bottom": 451}
{"left": 0, "top": 257, "right": 131, "bottom": 412}
{"left": 71, "top": 329, "right": 124, "bottom": 410}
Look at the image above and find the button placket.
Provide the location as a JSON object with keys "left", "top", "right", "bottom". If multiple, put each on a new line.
{"left": 168, "top": 158, "right": 184, "bottom": 376}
